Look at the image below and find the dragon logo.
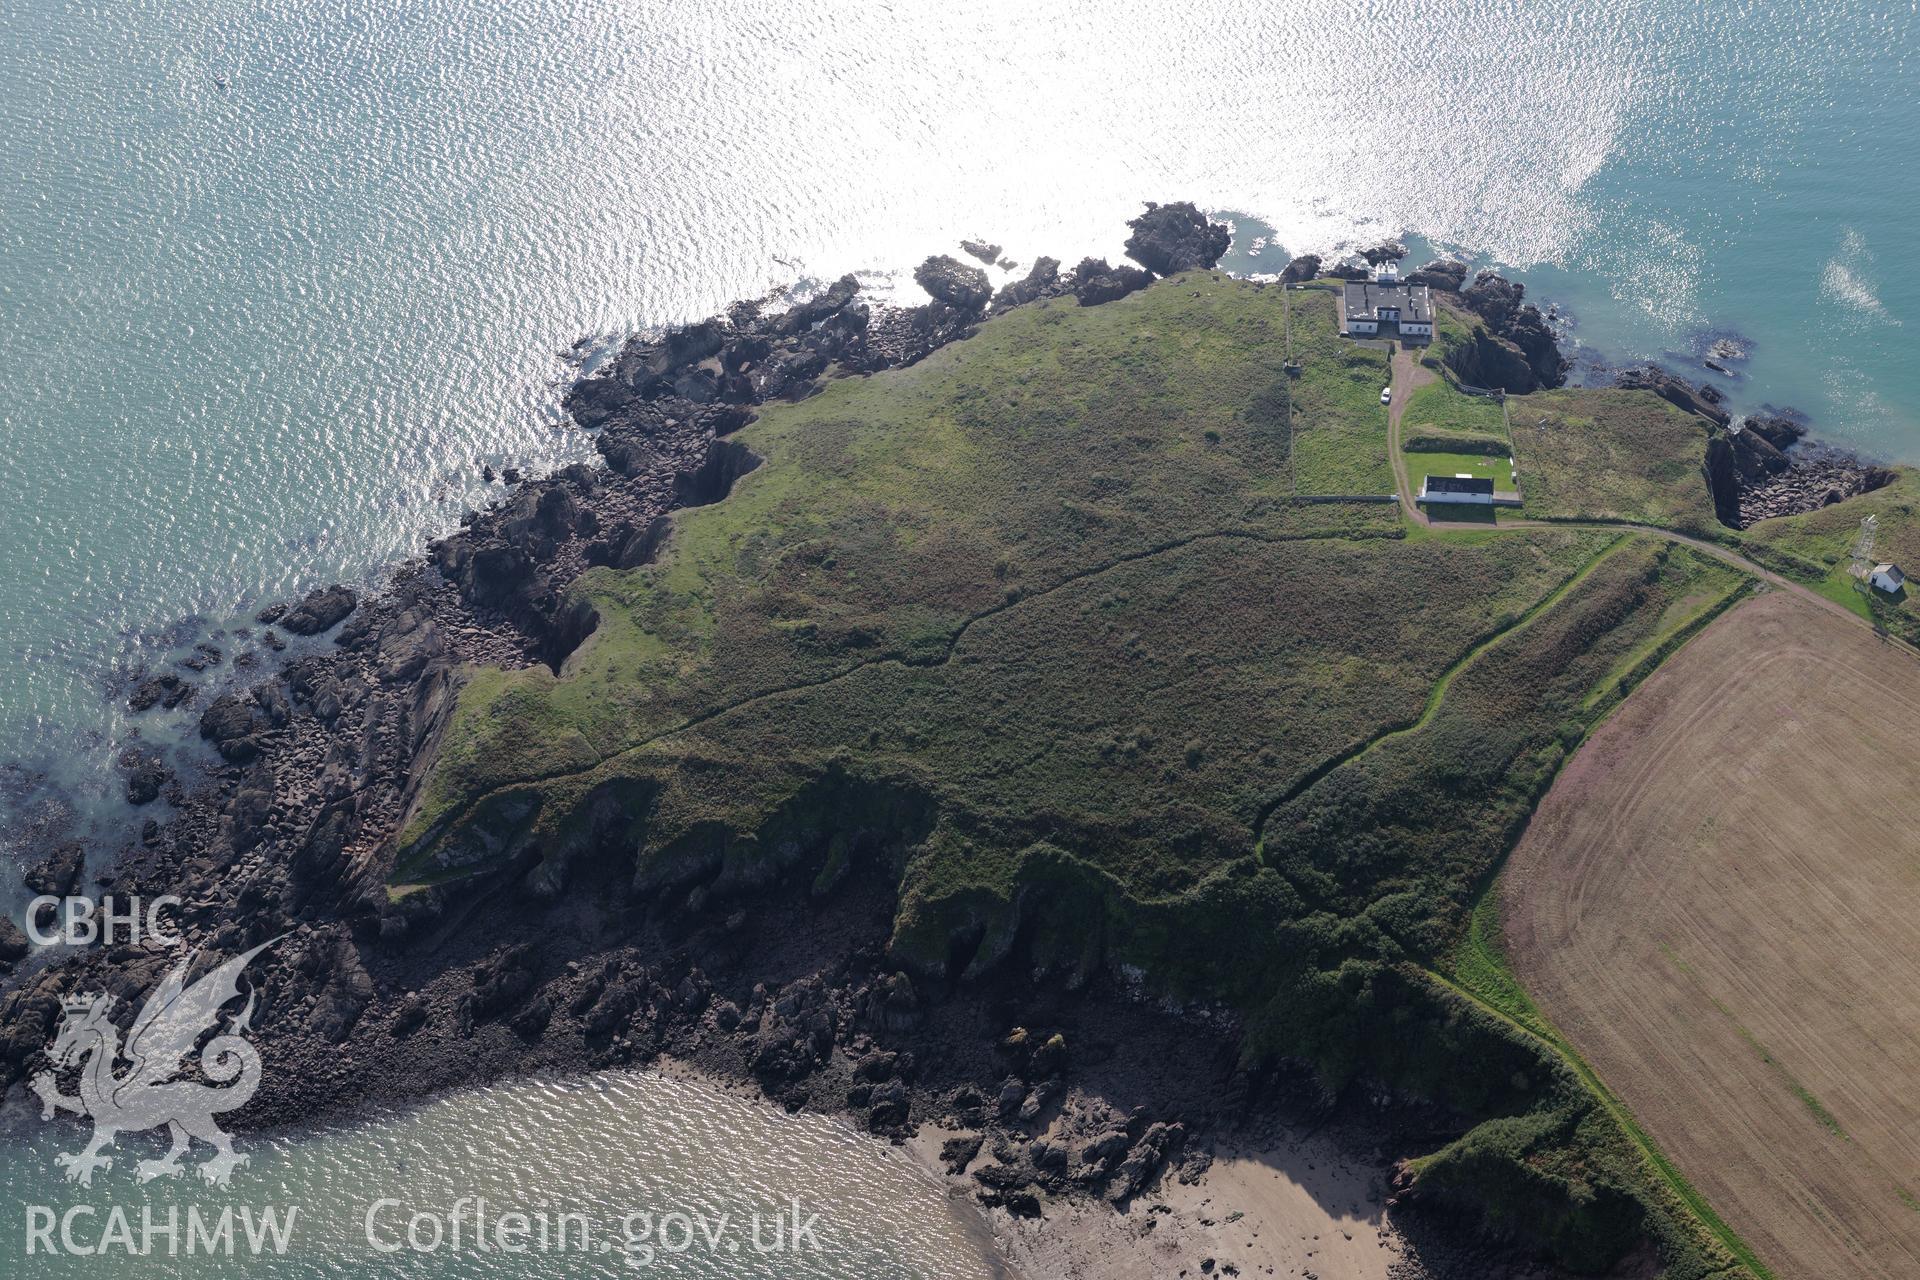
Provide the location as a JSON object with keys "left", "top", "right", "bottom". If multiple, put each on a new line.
{"left": 29, "top": 938, "right": 278, "bottom": 1187}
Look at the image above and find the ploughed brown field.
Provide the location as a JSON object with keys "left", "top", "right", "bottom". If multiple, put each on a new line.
{"left": 1504, "top": 589, "right": 1920, "bottom": 1280}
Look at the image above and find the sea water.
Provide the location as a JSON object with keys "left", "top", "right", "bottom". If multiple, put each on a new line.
{"left": 1, "top": 0, "right": 1914, "bottom": 1270}
{"left": 0, "top": 1070, "right": 1004, "bottom": 1277}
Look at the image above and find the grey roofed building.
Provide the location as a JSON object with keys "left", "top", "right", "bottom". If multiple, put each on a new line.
{"left": 1343, "top": 282, "right": 1433, "bottom": 323}
{"left": 1418, "top": 474, "right": 1495, "bottom": 504}
{"left": 1341, "top": 272, "right": 1435, "bottom": 339}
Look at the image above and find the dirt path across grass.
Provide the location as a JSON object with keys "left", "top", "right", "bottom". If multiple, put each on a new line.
{"left": 1386, "top": 346, "right": 1426, "bottom": 524}
{"left": 1503, "top": 590, "right": 1920, "bottom": 1280}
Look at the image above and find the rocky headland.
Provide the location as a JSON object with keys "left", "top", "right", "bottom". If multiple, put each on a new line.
{"left": 5, "top": 202, "right": 1858, "bottom": 1280}
{"left": 0, "top": 203, "right": 1544, "bottom": 1279}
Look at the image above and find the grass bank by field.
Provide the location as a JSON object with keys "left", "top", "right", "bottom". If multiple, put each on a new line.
{"left": 1504, "top": 590, "right": 1920, "bottom": 1280}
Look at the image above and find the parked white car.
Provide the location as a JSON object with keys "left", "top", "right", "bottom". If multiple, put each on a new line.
{"left": 1380, "top": 386, "right": 1392, "bottom": 405}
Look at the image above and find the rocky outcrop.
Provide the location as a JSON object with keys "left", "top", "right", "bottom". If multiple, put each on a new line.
{"left": 1614, "top": 365, "right": 1731, "bottom": 426}
{"left": 960, "top": 239, "right": 1001, "bottom": 266}
{"left": 1452, "top": 272, "right": 1565, "bottom": 391}
{"left": 119, "top": 748, "right": 171, "bottom": 806}
{"left": 24, "top": 843, "right": 83, "bottom": 898}
{"left": 128, "top": 672, "right": 192, "bottom": 713}
{"left": 1070, "top": 258, "right": 1152, "bottom": 307}
{"left": 991, "top": 257, "right": 1065, "bottom": 312}
{"left": 914, "top": 255, "right": 993, "bottom": 312}
{"left": 1279, "top": 254, "right": 1321, "bottom": 284}
{"left": 277, "top": 585, "right": 358, "bottom": 636}
{"left": 1709, "top": 427, "right": 1895, "bottom": 528}
{"left": 1122, "top": 202, "right": 1230, "bottom": 276}
{"left": 1405, "top": 259, "right": 1468, "bottom": 290}
{"left": 1443, "top": 327, "right": 1538, "bottom": 394}
{"left": 0, "top": 918, "right": 26, "bottom": 972}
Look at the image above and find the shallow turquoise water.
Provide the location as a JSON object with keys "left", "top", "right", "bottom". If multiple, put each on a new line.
{"left": 0, "top": 1070, "right": 1004, "bottom": 1278}
{"left": 1, "top": 2, "right": 1916, "bottom": 1270}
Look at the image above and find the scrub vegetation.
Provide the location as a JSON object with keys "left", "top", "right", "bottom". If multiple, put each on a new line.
{"left": 1505, "top": 391, "right": 1719, "bottom": 530}
{"left": 399, "top": 274, "right": 1765, "bottom": 1276}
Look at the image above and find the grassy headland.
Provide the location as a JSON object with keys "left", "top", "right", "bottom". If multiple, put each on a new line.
{"left": 390, "top": 270, "right": 1860, "bottom": 1277}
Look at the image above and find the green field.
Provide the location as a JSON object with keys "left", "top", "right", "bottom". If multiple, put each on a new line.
{"left": 397, "top": 273, "right": 1763, "bottom": 1277}
{"left": 1403, "top": 377, "right": 1509, "bottom": 441}
{"left": 1284, "top": 288, "right": 1394, "bottom": 494}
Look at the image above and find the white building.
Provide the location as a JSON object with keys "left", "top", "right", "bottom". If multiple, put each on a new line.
{"left": 1418, "top": 475, "right": 1494, "bottom": 505}
{"left": 1341, "top": 262, "right": 1434, "bottom": 340}
{"left": 1870, "top": 562, "right": 1905, "bottom": 593}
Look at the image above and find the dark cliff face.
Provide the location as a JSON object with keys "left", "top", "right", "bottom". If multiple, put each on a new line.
{"left": 1614, "top": 365, "right": 1731, "bottom": 426}
{"left": 1444, "top": 272, "right": 1566, "bottom": 393}
{"left": 1444, "top": 326, "right": 1543, "bottom": 393}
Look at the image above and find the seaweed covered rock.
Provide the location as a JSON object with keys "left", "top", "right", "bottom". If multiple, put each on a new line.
{"left": 1122, "top": 201, "right": 1230, "bottom": 276}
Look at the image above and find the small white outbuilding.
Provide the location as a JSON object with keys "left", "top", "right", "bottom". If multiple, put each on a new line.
{"left": 1870, "top": 562, "right": 1905, "bottom": 593}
